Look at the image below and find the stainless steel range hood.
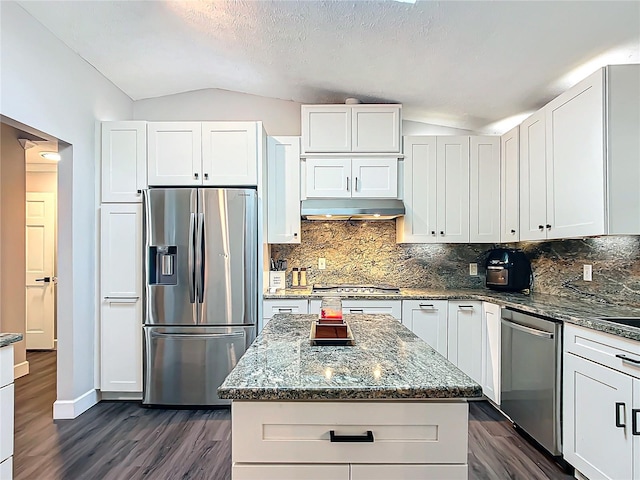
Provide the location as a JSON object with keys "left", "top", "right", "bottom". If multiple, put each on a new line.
{"left": 301, "top": 199, "right": 405, "bottom": 220}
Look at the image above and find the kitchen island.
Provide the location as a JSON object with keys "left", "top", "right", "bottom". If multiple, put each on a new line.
{"left": 218, "top": 313, "right": 482, "bottom": 480}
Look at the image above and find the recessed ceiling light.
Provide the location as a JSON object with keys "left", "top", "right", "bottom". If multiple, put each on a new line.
{"left": 40, "top": 152, "right": 61, "bottom": 161}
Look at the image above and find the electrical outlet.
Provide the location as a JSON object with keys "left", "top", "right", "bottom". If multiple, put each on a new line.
{"left": 583, "top": 264, "right": 593, "bottom": 281}
{"left": 318, "top": 258, "right": 326, "bottom": 270}
{"left": 469, "top": 263, "right": 478, "bottom": 276}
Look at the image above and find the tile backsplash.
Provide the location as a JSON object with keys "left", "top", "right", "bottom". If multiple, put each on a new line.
{"left": 270, "top": 220, "right": 640, "bottom": 307}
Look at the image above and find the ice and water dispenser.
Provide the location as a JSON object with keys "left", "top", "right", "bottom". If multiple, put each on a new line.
{"left": 149, "top": 245, "right": 178, "bottom": 285}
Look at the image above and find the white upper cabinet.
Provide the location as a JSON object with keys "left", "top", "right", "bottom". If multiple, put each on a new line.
{"left": 351, "top": 106, "right": 401, "bottom": 153}
{"left": 397, "top": 136, "right": 438, "bottom": 243}
{"left": 202, "top": 122, "right": 258, "bottom": 185}
{"left": 436, "top": 136, "right": 470, "bottom": 243}
{"left": 305, "top": 158, "right": 397, "bottom": 199}
{"left": 148, "top": 122, "right": 259, "bottom": 187}
{"left": 267, "top": 136, "right": 301, "bottom": 244}
{"left": 469, "top": 136, "right": 500, "bottom": 243}
{"left": 148, "top": 122, "right": 202, "bottom": 186}
{"left": 500, "top": 126, "right": 519, "bottom": 242}
{"left": 302, "top": 104, "right": 401, "bottom": 154}
{"left": 519, "top": 110, "right": 548, "bottom": 241}
{"left": 101, "top": 121, "right": 147, "bottom": 203}
{"left": 519, "top": 65, "right": 640, "bottom": 241}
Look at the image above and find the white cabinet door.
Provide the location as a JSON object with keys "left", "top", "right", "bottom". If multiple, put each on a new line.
{"left": 447, "top": 301, "right": 482, "bottom": 384}
{"left": 519, "top": 110, "right": 547, "bottom": 241}
{"left": 402, "top": 300, "right": 448, "bottom": 357}
{"left": 634, "top": 378, "right": 640, "bottom": 480}
{"left": 263, "top": 299, "right": 309, "bottom": 330}
{"left": 305, "top": 158, "right": 351, "bottom": 198}
{"left": 101, "top": 121, "right": 147, "bottom": 203}
{"left": 100, "top": 204, "right": 143, "bottom": 392}
{"left": 351, "top": 158, "right": 398, "bottom": 198}
{"left": 481, "top": 302, "right": 501, "bottom": 405}
{"left": 436, "top": 136, "right": 470, "bottom": 243}
{"left": 351, "top": 106, "right": 401, "bottom": 153}
{"left": 201, "top": 122, "right": 257, "bottom": 186}
{"left": 397, "top": 136, "right": 438, "bottom": 243}
{"left": 148, "top": 122, "right": 202, "bottom": 186}
{"left": 469, "top": 136, "right": 500, "bottom": 243}
{"left": 0, "top": 383, "right": 14, "bottom": 463}
{"left": 267, "top": 136, "right": 301, "bottom": 244}
{"left": 563, "top": 353, "right": 634, "bottom": 480}
{"left": 500, "top": 126, "right": 520, "bottom": 242}
{"left": 302, "top": 106, "right": 351, "bottom": 153}
{"left": 545, "top": 70, "right": 605, "bottom": 239}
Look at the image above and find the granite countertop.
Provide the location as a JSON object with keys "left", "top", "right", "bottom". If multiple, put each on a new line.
{"left": 265, "top": 288, "right": 640, "bottom": 342}
{"left": 218, "top": 313, "right": 482, "bottom": 401}
{"left": 0, "top": 333, "right": 23, "bottom": 348}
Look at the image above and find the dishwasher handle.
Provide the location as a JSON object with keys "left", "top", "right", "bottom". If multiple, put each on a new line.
{"left": 501, "top": 318, "right": 554, "bottom": 339}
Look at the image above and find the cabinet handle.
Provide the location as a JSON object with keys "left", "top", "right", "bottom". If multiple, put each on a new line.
{"left": 616, "top": 402, "right": 626, "bottom": 428}
{"left": 510, "top": 229, "right": 516, "bottom": 234}
{"left": 194, "top": 172, "right": 199, "bottom": 180}
{"left": 419, "top": 304, "right": 435, "bottom": 308}
{"left": 277, "top": 308, "right": 293, "bottom": 313}
{"left": 431, "top": 231, "right": 436, "bottom": 236}
{"left": 204, "top": 173, "right": 209, "bottom": 180}
{"left": 546, "top": 224, "right": 551, "bottom": 230}
{"left": 355, "top": 177, "right": 359, "bottom": 191}
{"left": 35, "top": 277, "right": 51, "bottom": 283}
{"left": 633, "top": 409, "right": 640, "bottom": 435}
{"left": 346, "top": 177, "right": 350, "bottom": 191}
{"left": 293, "top": 232, "right": 298, "bottom": 237}
{"left": 137, "top": 190, "right": 142, "bottom": 196}
{"left": 458, "top": 305, "right": 474, "bottom": 309}
{"left": 440, "top": 231, "right": 445, "bottom": 235}
{"left": 330, "top": 430, "right": 374, "bottom": 443}
{"left": 616, "top": 354, "right": 640, "bottom": 365}
{"left": 538, "top": 225, "right": 544, "bottom": 231}
{"left": 349, "top": 309, "right": 364, "bottom": 313}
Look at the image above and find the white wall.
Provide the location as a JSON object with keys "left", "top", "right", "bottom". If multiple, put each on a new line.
{"left": 0, "top": 2, "right": 133, "bottom": 418}
{"left": 134, "top": 89, "right": 302, "bottom": 136}
{"left": 401, "top": 120, "right": 474, "bottom": 136}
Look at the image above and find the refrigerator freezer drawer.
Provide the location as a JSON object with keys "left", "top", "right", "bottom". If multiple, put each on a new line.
{"left": 143, "top": 326, "right": 255, "bottom": 406}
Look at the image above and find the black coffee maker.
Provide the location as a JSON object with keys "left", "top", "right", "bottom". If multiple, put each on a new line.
{"left": 485, "top": 248, "right": 532, "bottom": 292}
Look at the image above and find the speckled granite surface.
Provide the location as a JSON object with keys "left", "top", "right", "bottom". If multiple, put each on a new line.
{"left": 264, "top": 289, "right": 640, "bottom": 342}
{"left": 218, "top": 314, "right": 482, "bottom": 401}
{"left": 0, "top": 333, "right": 23, "bottom": 347}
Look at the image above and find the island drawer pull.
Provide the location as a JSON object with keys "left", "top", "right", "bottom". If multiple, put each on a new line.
{"left": 419, "top": 304, "right": 435, "bottom": 308}
{"left": 616, "top": 354, "right": 640, "bottom": 366}
{"left": 329, "top": 430, "right": 374, "bottom": 443}
{"left": 277, "top": 308, "right": 293, "bottom": 313}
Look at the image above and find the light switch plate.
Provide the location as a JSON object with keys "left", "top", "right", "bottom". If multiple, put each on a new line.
{"left": 469, "top": 263, "right": 478, "bottom": 276}
{"left": 318, "top": 258, "right": 326, "bottom": 270}
{"left": 583, "top": 264, "right": 592, "bottom": 281}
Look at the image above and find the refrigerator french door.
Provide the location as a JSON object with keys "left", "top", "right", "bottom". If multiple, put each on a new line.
{"left": 142, "top": 188, "right": 257, "bottom": 406}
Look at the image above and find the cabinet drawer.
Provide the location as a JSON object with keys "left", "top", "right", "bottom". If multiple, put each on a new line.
{"left": 0, "top": 384, "right": 14, "bottom": 462}
{"left": 564, "top": 324, "right": 640, "bottom": 379}
{"left": 263, "top": 300, "right": 309, "bottom": 319}
{"left": 309, "top": 300, "right": 402, "bottom": 320}
{"left": 0, "top": 346, "right": 13, "bottom": 389}
{"left": 233, "top": 463, "right": 349, "bottom": 480}
{"left": 232, "top": 401, "right": 468, "bottom": 464}
{"left": 351, "top": 464, "right": 467, "bottom": 480}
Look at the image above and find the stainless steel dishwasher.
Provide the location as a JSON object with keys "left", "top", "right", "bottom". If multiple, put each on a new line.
{"left": 501, "top": 308, "right": 563, "bottom": 457}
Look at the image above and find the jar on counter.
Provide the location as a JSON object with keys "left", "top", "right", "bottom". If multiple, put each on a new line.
{"left": 299, "top": 267, "right": 307, "bottom": 287}
{"left": 291, "top": 268, "right": 299, "bottom": 287}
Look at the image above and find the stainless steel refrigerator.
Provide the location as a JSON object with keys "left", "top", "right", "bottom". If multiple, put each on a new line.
{"left": 142, "top": 188, "right": 257, "bottom": 406}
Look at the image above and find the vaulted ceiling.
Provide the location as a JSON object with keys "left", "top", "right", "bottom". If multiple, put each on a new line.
{"left": 17, "top": 1, "right": 640, "bottom": 132}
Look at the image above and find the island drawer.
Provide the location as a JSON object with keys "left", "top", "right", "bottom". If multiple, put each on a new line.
{"left": 233, "top": 463, "right": 349, "bottom": 479}
{"left": 232, "top": 401, "right": 468, "bottom": 465}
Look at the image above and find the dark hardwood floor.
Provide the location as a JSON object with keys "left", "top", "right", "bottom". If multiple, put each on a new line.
{"left": 15, "top": 351, "right": 573, "bottom": 480}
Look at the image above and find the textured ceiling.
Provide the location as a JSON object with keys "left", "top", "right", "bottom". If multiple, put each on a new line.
{"left": 16, "top": 1, "right": 640, "bottom": 132}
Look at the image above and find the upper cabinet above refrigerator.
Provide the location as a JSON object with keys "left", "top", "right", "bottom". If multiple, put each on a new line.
{"left": 147, "top": 121, "right": 262, "bottom": 187}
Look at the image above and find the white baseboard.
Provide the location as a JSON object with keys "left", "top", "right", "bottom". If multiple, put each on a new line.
{"left": 53, "top": 389, "right": 101, "bottom": 419}
{"left": 14, "top": 361, "right": 29, "bottom": 379}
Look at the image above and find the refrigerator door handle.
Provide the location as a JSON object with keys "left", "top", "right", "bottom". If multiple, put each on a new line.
{"left": 197, "top": 212, "right": 205, "bottom": 305}
{"left": 188, "top": 212, "right": 196, "bottom": 304}
{"left": 150, "top": 331, "right": 245, "bottom": 339}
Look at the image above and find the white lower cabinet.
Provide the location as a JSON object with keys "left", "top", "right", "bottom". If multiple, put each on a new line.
{"left": 481, "top": 302, "right": 501, "bottom": 405}
{"left": 401, "top": 300, "right": 448, "bottom": 357}
{"left": 563, "top": 324, "right": 640, "bottom": 480}
{"left": 231, "top": 401, "right": 468, "bottom": 480}
{"left": 310, "top": 300, "right": 402, "bottom": 320}
{"left": 0, "top": 345, "right": 14, "bottom": 479}
{"left": 447, "top": 301, "right": 482, "bottom": 384}
{"left": 0, "top": 457, "right": 12, "bottom": 480}
{"left": 262, "top": 299, "right": 309, "bottom": 330}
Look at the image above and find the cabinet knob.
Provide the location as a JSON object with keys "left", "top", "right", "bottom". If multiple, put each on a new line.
{"left": 440, "top": 231, "right": 445, "bottom": 235}
{"left": 510, "top": 229, "right": 516, "bottom": 234}
{"left": 431, "top": 231, "right": 436, "bottom": 236}
{"left": 538, "top": 225, "right": 544, "bottom": 231}
{"left": 204, "top": 173, "right": 209, "bottom": 180}
{"left": 194, "top": 173, "right": 199, "bottom": 179}
{"left": 293, "top": 232, "right": 298, "bottom": 237}
{"left": 546, "top": 224, "right": 551, "bottom": 230}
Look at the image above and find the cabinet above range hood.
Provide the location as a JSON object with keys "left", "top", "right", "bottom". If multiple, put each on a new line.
{"left": 301, "top": 199, "right": 405, "bottom": 220}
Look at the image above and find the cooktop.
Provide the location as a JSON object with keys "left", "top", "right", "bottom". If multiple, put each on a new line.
{"left": 312, "top": 284, "right": 400, "bottom": 295}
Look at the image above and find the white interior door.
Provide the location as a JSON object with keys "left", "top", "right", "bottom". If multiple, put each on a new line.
{"left": 25, "top": 192, "right": 55, "bottom": 350}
